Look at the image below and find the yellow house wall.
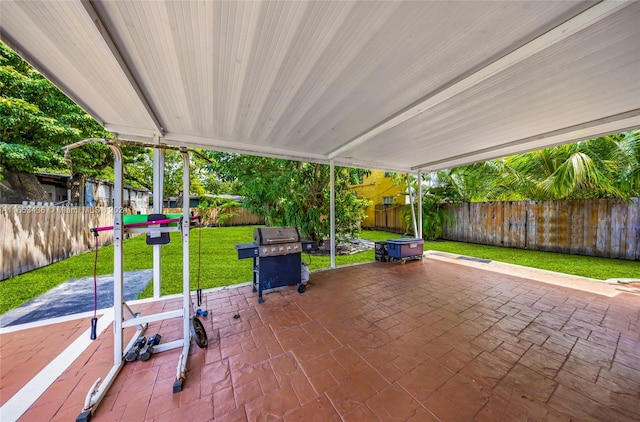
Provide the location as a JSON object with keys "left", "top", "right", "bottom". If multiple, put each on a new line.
{"left": 352, "top": 170, "right": 405, "bottom": 227}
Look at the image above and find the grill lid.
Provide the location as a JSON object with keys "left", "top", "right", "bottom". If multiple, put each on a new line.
{"left": 254, "top": 227, "right": 301, "bottom": 245}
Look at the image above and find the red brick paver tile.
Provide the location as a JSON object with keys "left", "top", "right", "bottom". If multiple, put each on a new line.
{"left": 397, "top": 358, "right": 454, "bottom": 403}
{"left": 4, "top": 259, "right": 639, "bottom": 422}
{"left": 283, "top": 393, "right": 340, "bottom": 422}
{"left": 366, "top": 384, "right": 434, "bottom": 421}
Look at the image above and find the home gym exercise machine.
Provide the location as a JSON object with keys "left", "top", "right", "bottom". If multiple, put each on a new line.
{"left": 64, "top": 139, "right": 207, "bottom": 422}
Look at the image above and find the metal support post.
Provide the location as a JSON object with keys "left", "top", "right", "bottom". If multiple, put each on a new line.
{"left": 153, "top": 146, "right": 165, "bottom": 298}
{"left": 111, "top": 144, "right": 124, "bottom": 368}
{"left": 174, "top": 148, "right": 192, "bottom": 392}
{"left": 407, "top": 174, "right": 417, "bottom": 237}
{"left": 330, "top": 159, "right": 336, "bottom": 268}
{"left": 417, "top": 171, "right": 423, "bottom": 239}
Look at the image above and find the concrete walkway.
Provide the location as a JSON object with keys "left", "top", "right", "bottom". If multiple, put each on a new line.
{"left": 0, "top": 270, "right": 152, "bottom": 328}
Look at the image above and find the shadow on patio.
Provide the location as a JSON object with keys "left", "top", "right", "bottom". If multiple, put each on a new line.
{"left": 1, "top": 255, "right": 639, "bottom": 421}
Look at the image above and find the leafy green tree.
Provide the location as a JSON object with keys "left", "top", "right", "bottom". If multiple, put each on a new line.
{"left": 124, "top": 148, "right": 239, "bottom": 201}
{"left": 0, "top": 41, "right": 156, "bottom": 194}
{"left": 197, "top": 196, "right": 240, "bottom": 226}
{"left": 0, "top": 41, "right": 116, "bottom": 178}
{"left": 419, "top": 191, "right": 454, "bottom": 240}
{"left": 207, "top": 153, "right": 370, "bottom": 242}
{"left": 399, "top": 175, "right": 456, "bottom": 240}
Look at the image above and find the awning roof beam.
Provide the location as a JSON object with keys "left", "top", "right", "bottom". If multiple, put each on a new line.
{"left": 81, "top": 1, "right": 165, "bottom": 137}
{"left": 327, "top": 0, "right": 631, "bottom": 161}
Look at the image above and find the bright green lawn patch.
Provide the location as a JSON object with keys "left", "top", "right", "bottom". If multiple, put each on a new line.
{"left": 360, "top": 231, "right": 639, "bottom": 281}
{"left": 359, "top": 230, "right": 404, "bottom": 242}
{"left": 421, "top": 240, "right": 640, "bottom": 282}
{"left": 1, "top": 227, "right": 638, "bottom": 315}
{"left": 139, "top": 225, "right": 257, "bottom": 298}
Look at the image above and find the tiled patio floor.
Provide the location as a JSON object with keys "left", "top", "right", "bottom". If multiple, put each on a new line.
{"left": 1, "top": 256, "right": 639, "bottom": 421}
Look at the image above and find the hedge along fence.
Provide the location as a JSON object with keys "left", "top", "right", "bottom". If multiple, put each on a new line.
{"left": 1, "top": 205, "right": 265, "bottom": 280}
{"left": 441, "top": 198, "right": 640, "bottom": 261}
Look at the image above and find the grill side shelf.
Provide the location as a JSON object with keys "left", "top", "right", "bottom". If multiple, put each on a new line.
{"left": 234, "top": 243, "right": 258, "bottom": 259}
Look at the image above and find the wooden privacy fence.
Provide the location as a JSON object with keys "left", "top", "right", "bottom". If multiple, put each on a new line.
{"left": 441, "top": 198, "right": 640, "bottom": 261}
{"left": 369, "top": 204, "right": 406, "bottom": 233}
{"left": 164, "top": 207, "right": 264, "bottom": 226}
{"left": 1, "top": 205, "right": 264, "bottom": 280}
{"left": 1, "top": 205, "right": 117, "bottom": 280}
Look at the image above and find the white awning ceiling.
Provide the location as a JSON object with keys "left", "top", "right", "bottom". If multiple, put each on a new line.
{"left": 2, "top": 1, "right": 639, "bottom": 172}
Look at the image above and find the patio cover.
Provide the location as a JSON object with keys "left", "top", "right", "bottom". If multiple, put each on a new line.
{"left": 1, "top": 1, "right": 639, "bottom": 172}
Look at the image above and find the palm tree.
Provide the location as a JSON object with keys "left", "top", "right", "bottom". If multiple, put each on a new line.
{"left": 611, "top": 131, "right": 640, "bottom": 196}
{"left": 436, "top": 162, "right": 504, "bottom": 202}
{"left": 503, "top": 131, "right": 638, "bottom": 200}
{"left": 427, "top": 131, "right": 639, "bottom": 203}
{"left": 410, "top": 132, "right": 638, "bottom": 239}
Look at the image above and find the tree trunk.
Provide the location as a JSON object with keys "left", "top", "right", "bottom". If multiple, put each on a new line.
{"left": 0, "top": 170, "right": 49, "bottom": 204}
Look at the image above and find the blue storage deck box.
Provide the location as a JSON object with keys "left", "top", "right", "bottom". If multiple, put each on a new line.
{"left": 386, "top": 238, "right": 424, "bottom": 260}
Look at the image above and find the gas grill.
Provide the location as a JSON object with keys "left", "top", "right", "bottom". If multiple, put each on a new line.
{"left": 235, "top": 227, "right": 315, "bottom": 303}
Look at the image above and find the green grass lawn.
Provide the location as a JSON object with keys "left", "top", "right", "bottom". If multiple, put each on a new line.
{"left": 420, "top": 240, "right": 640, "bottom": 281}
{"left": 1, "top": 227, "right": 638, "bottom": 315}
{"left": 363, "top": 229, "right": 639, "bottom": 281}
